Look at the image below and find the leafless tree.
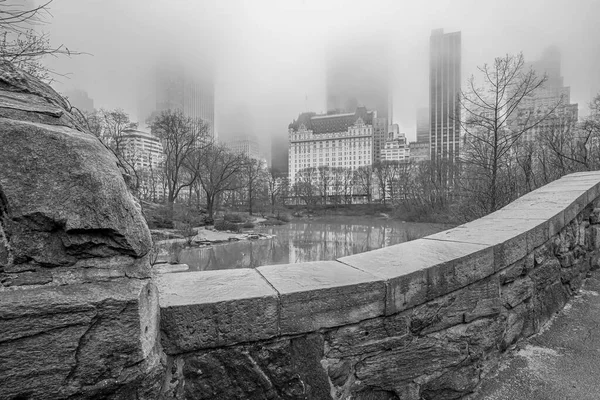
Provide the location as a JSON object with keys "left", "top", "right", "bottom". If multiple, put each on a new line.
{"left": 265, "top": 168, "right": 288, "bottom": 214}
{"left": 149, "top": 109, "right": 210, "bottom": 208}
{"left": 355, "top": 165, "right": 374, "bottom": 204}
{"left": 458, "top": 53, "right": 556, "bottom": 216}
{"left": 0, "top": 0, "right": 82, "bottom": 82}
{"left": 292, "top": 168, "right": 318, "bottom": 206}
{"left": 241, "top": 156, "right": 266, "bottom": 215}
{"left": 193, "top": 143, "right": 246, "bottom": 219}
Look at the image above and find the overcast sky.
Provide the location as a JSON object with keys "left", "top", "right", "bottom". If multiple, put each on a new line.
{"left": 41, "top": 0, "right": 600, "bottom": 145}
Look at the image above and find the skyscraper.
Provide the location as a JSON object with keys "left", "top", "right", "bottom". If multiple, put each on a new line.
{"left": 429, "top": 29, "right": 461, "bottom": 163}
{"left": 139, "top": 61, "right": 215, "bottom": 138}
{"left": 416, "top": 107, "right": 430, "bottom": 144}
{"left": 517, "top": 47, "right": 578, "bottom": 142}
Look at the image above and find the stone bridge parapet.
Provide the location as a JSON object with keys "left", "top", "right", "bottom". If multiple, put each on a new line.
{"left": 157, "top": 172, "right": 600, "bottom": 400}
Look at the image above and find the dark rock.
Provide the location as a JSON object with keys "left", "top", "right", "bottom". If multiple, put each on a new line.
{"left": 0, "top": 62, "right": 152, "bottom": 284}
{"left": 353, "top": 388, "right": 400, "bottom": 400}
{"left": 0, "top": 63, "right": 161, "bottom": 399}
{"left": 590, "top": 208, "right": 600, "bottom": 224}
{"left": 420, "top": 363, "right": 480, "bottom": 400}
{"left": 501, "top": 276, "right": 534, "bottom": 309}
{"left": 0, "top": 280, "right": 162, "bottom": 400}
{"left": 177, "top": 334, "right": 331, "bottom": 400}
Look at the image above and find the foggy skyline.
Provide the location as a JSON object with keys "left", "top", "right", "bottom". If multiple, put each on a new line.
{"left": 41, "top": 0, "right": 600, "bottom": 147}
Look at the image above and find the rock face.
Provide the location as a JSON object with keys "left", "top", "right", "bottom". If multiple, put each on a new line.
{"left": 0, "top": 62, "right": 162, "bottom": 399}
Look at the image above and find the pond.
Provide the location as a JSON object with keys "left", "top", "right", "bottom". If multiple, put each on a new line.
{"left": 177, "top": 217, "right": 452, "bottom": 271}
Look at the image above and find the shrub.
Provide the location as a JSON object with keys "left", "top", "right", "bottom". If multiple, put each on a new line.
{"left": 214, "top": 219, "right": 241, "bottom": 232}
{"left": 261, "top": 218, "right": 285, "bottom": 226}
{"left": 276, "top": 213, "right": 291, "bottom": 222}
{"left": 224, "top": 213, "right": 244, "bottom": 223}
{"left": 242, "top": 222, "right": 255, "bottom": 229}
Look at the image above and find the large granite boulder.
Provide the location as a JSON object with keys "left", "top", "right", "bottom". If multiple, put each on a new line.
{"left": 0, "top": 62, "right": 163, "bottom": 399}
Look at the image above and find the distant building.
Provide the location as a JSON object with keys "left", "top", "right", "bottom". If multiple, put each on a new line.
{"left": 139, "top": 62, "right": 215, "bottom": 138}
{"left": 516, "top": 47, "right": 578, "bottom": 142}
{"left": 429, "top": 29, "right": 461, "bottom": 163}
{"left": 416, "top": 107, "right": 430, "bottom": 144}
{"left": 288, "top": 107, "right": 374, "bottom": 183}
{"left": 381, "top": 124, "right": 409, "bottom": 162}
{"left": 64, "top": 89, "right": 94, "bottom": 113}
{"left": 121, "top": 129, "right": 164, "bottom": 170}
{"left": 409, "top": 141, "right": 430, "bottom": 163}
{"left": 372, "top": 116, "right": 388, "bottom": 163}
{"left": 121, "top": 129, "right": 164, "bottom": 199}
{"left": 226, "top": 134, "right": 261, "bottom": 161}
{"left": 271, "top": 134, "right": 289, "bottom": 177}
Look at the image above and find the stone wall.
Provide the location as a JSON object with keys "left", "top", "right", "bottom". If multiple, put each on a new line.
{"left": 0, "top": 63, "right": 163, "bottom": 399}
{"left": 157, "top": 172, "right": 600, "bottom": 400}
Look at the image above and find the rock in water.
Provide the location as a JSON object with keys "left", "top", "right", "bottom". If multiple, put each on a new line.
{"left": 0, "top": 62, "right": 163, "bottom": 399}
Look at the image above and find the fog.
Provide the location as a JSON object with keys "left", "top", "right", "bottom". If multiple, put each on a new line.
{"left": 41, "top": 0, "right": 600, "bottom": 152}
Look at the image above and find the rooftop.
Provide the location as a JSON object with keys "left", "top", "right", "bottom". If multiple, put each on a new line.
{"left": 289, "top": 107, "right": 374, "bottom": 134}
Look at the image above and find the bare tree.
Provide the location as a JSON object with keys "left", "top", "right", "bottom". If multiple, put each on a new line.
{"left": 149, "top": 109, "right": 210, "bottom": 208}
{"left": 355, "top": 165, "right": 374, "bottom": 204}
{"left": 0, "top": 0, "right": 82, "bottom": 82}
{"left": 193, "top": 143, "right": 246, "bottom": 219}
{"left": 265, "top": 168, "right": 288, "bottom": 214}
{"left": 292, "top": 168, "right": 318, "bottom": 206}
{"left": 459, "top": 53, "right": 556, "bottom": 216}
{"left": 241, "top": 156, "right": 266, "bottom": 215}
{"left": 538, "top": 94, "right": 600, "bottom": 174}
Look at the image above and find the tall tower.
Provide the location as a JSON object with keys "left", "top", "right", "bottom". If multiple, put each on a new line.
{"left": 429, "top": 29, "right": 461, "bottom": 163}
{"left": 139, "top": 59, "right": 215, "bottom": 139}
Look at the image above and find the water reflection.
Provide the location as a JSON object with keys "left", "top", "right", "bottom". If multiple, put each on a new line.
{"left": 179, "top": 218, "right": 449, "bottom": 271}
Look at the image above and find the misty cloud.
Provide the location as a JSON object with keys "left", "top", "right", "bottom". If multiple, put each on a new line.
{"left": 40, "top": 0, "right": 600, "bottom": 149}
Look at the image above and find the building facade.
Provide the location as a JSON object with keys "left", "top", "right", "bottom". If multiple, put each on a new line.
{"left": 121, "top": 129, "right": 165, "bottom": 199}
{"left": 381, "top": 124, "right": 409, "bottom": 162}
{"left": 429, "top": 29, "right": 461, "bottom": 163}
{"left": 121, "top": 129, "right": 164, "bottom": 170}
{"left": 139, "top": 62, "right": 215, "bottom": 138}
{"left": 288, "top": 108, "right": 374, "bottom": 183}
{"left": 226, "top": 134, "right": 261, "bottom": 161}
{"left": 409, "top": 141, "right": 430, "bottom": 163}
{"left": 416, "top": 107, "right": 430, "bottom": 144}
{"left": 271, "top": 134, "right": 289, "bottom": 177}
{"left": 516, "top": 47, "right": 578, "bottom": 142}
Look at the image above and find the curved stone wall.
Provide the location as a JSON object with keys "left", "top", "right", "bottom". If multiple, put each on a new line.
{"left": 157, "top": 172, "right": 600, "bottom": 399}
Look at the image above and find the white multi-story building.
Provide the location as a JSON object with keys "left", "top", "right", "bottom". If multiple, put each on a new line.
{"left": 288, "top": 107, "right": 375, "bottom": 183}
{"left": 122, "top": 129, "right": 164, "bottom": 170}
{"left": 380, "top": 124, "right": 409, "bottom": 162}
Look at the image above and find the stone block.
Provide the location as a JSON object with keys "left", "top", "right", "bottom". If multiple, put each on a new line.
{"left": 340, "top": 239, "right": 492, "bottom": 314}
{"left": 529, "top": 258, "right": 561, "bottom": 290}
{"left": 501, "top": 276, "right": 534, "bottom": 309}
{"left": 325, "top": 313, "right": 410, "bottom": 359}
{"left": 354, "top": 335, "right": 469, "bottom": 391}
{"left": 157, "top": 269, "right": 279, "bottom": 353}
{"left": 258, "top": 261, "right": 385, "bottom": 335}
{"left": 0, "top": 280, "right": 160, "bottom": 400}
{"left": 409, "top": 276, "right": 500, "bottom": 336}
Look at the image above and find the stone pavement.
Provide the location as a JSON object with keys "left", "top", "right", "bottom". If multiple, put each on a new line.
{"left": 470, "top": 269, "right": 600, "bottom": 400}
